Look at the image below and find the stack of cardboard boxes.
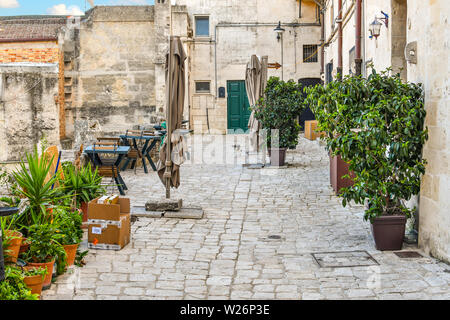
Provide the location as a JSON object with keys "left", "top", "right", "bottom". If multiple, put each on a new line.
{"left": 304, "top": 120, "right": 326, "bottom": 141}
{"left": 87, "top": 195, "right": 131, "bottom": 250}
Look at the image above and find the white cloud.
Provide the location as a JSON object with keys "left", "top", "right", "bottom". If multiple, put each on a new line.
{"left": 47, "top": 4, "right": 84, "bottom": 16}
{"left": 0, "top": 0, "right": 19, "bottom": 8}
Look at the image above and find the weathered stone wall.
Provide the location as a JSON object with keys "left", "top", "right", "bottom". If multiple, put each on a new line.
{"left": 407, "top": 0, "right": 449, "bottom": 263}
{"left": 0, "top": 64, "right": 59, "bottom": 161}
{"left": 67, "top": 6, "right": 161, "bottom": 147}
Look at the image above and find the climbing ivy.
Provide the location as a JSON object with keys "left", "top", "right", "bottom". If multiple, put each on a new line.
{"left": 305, "top": 69, "right": 428, "bottom": 222}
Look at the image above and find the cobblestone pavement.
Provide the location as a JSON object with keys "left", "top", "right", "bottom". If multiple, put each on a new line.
{"left": 43, "top": 135, "right": 450, "bottom": 300}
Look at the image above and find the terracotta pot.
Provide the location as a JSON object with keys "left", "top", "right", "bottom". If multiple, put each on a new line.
{"left": 80, "top": 201, "right": 88, "bottom": 222}
{"left": 269, "top": 148, "right": 287, "bottom": 166}
{"left": 371, "top": 215, "right": 407, "bottom": 251}
{"left": 23, "top": 271, "right": 44, "bottom": 299}
{"left": 63, "top": 243, "right": 79, "bottom": 266}
{"left": 19, "top": 237, "right": 31, "bottom": 254}
{"left": 3, "top": 230, "right": 23, "bottom": 263}
{"left": 27, "top": 259, "right": 55, "bottom": 290}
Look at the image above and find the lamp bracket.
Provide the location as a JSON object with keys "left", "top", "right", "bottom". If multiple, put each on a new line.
{"left": 375, "top": 11, "right": 389, "bottom": 28}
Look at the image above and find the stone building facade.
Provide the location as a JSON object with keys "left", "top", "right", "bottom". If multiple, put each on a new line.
{"left": 64, "top": 6, "right": 164, "bottom": 148}
{"left": 322, "top": 0, "right": 449, "bottom": 263}
{"left": 0, "top": 16, "right": 67, "bottom": 161}
{"left": 1, "top": 1, "right": 322, "bottom": 151}
{"left": 175, "top": 0, "right": 322, "bottom": 133}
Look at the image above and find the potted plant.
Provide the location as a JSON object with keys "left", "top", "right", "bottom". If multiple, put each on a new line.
{"left": 19, "top": 237, "right": 31, "bottom": 254}
{"left": 252, "top": 77, "right": 305, "bottom": 166}
{"left": 54, "top": 207, "right": 84, "bottom": 266}
{"left": 22, "top": 266, "right": 47, "bottom": 299}
{"left": 59, "top": 162, "right": 105, "bottom": 223}
{"left": 304, "top": 75, "right": 359, "bottom": 194}
{"left": 11, "top": 147, "right": 62, "bottom": 233}
{"left": 1, "top": 215, "right": 23, "bottom": 263}
{"left": 0, "top": 265, "right": 39, "bottom": 300}
{"left": 22, "top": 223, "right": 67, "bottom": 289}
{"left": 2, "top": 230, "right": 22, "bottom": 263}
{"left": 306, "top": 69, "right": 428, "bottom": 250}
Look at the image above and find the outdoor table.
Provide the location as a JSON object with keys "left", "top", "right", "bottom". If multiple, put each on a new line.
{"left": 119, "top": 134, "right": 162, "bottom": 173}
{"left": 84, "top": 145, "right": 130, "bottom": 195}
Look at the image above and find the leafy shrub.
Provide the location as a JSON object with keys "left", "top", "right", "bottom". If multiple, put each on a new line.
{"left": 23, "top": 223, "right": 67, "bottom": 275}
{"left": 11, "top": 147, "right": 60, "bottom": 228}
{"left": 59, "top": 163, "right": 105, "bottom": 208}
{"left": 0, "top": 266, "right": 38, "bottom": 300}
{"left": 252, "top": 77, "right": 305, "bottom": 149}
{"left": 54, "top": 207, "right": 83, "bottom": 245}
{"left": 305, "top": 69, "right": 428, "bottom": 221}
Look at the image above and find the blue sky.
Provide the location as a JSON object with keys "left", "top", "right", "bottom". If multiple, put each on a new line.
{"left": 0, "top": 0, "right": 155, "bottom": 16}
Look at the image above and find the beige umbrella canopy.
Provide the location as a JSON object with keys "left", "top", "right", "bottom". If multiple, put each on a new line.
{"left": 246, "top": 55, "right": 268, "bottom": 152}
{"left": 157, "top": 36, "right": 187, "bottom": 198}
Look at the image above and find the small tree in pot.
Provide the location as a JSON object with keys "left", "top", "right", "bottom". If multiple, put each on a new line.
{"left": 305, "top": 69, "right": 428, "bottom": 250}
{"left": 54, "top": 207, "right": 84, "bottom": 266}
{"left": 252, "top": 77, "right": 305, "bottom": 166}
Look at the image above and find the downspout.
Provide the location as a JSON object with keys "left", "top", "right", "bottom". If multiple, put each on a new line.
{"left": 355, "top": 0, "right": 363, "bottom": 76}
{"left": 320, "top": 1, "right": 325, "bottom": 78}
{"left": 337, "top": 0, "right": 343, "bottom": 80}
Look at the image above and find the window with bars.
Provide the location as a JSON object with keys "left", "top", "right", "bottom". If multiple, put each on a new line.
{"left": 303, "top": 45, "right": 318, "bottom": 63}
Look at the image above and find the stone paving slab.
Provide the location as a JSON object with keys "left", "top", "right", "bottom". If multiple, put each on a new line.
{"left": 42, "top": 135, "right": 450, "bottom": 300}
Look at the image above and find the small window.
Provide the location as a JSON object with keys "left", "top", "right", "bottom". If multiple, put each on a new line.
{"left": 195, "top": 81, "right": 210, "bottom": 93}
{"left": 195, "top": 16, "right": 210, "bottom": 37}
{"left": 303, "top": 45, "right": 318, "bottom": 63}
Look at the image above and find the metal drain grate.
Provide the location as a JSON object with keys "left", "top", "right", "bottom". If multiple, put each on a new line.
{"left": 312, "top": 251, "right": 379, "bottom": 268}
{"left": 394, "top": 251, "right": 423, "bottom": 259}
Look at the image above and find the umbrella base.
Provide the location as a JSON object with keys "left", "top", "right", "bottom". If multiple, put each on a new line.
{"left": 145, "top": 198, "right": 182, "bottom": 212}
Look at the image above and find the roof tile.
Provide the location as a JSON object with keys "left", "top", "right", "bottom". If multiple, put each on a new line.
{"left": 0, "top": 17, "right": 67, "bottom": 42}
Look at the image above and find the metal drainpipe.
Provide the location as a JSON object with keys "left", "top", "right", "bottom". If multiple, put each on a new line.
{"left": 337, "top": 0, "right": 343, "bottom": 80}
{"left": 320, "top": 2, "right": 325, "bottom": 78}
{"left": 213, "top": 22, "right": 321, "bottom": 97}
{"left": 355, "top": 0, "right": 363, "bottom": 76}
{"left": 281, "top": 34, "right": 284, "bottom": 81}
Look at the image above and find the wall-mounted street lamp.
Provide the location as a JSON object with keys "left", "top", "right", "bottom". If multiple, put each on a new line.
{"left": 274, "top": 21, "right": 285, "bottom": 80}
{"left": 369, "top": 11, "right": 389, "bottom": 39}
{"left": 274, "top": 21, "right": 285, "bottom": 42}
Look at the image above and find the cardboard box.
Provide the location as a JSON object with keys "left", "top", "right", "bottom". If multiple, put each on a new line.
{"left": 87, "top": 197, "right": 131, "bottom": 250}
{"left": 88, "top": 197, "right": 130, "bottom": 221}
{"left": 305, "top": 120, "right": 325, "bottom": 141}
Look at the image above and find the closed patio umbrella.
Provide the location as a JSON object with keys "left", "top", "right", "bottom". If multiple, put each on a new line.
{"left": 157, "top": 36, "right": 187, "bottom": 198}
{"left": 246, "top": 55, "right": 268, "bottom": 152}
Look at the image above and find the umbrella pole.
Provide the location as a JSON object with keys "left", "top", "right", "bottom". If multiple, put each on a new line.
{"left": 164, "top": 36, "right": 173, "bottom": 199}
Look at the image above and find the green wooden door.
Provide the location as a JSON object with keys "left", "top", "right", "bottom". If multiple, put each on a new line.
{"left": 227, "top": 80, "right": 251, "bottom": 132}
